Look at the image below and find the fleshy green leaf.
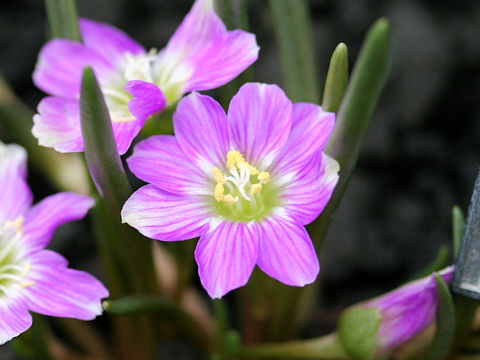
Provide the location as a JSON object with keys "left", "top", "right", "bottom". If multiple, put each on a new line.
{"left": 452, "top": 206, "right": 465, "bottom": 260}
{"left": 424, "top": 274, "right": 455, "bottom": 360}
{"left": 80, "top": 66, "right": 131, "bottom": 211}
{"left": 322, "top": 43, "right": 349, "bottom": 113}
{"left": 309, "top": 18, "right": 390, "bottom": 249}
{"left": 269, "top": 0, "right": 319, "bottom": 102}
{"left": 338, "top": 307, "right": 382, "bottom": 360}
{"left": 45, "top": 0, "right": 82, "bottom": 41}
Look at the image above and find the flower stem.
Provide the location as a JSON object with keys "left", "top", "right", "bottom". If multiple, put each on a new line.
{"left": 234, "top": 334, "right": 348, "bottom": 359}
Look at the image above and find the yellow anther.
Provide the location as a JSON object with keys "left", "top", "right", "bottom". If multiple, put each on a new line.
{"left": 226, "top": 151, "right": 245, "bottom": 170}
{"left": 223, "top": 194, "right": 239, "bottom": 204}
{"left": 4, "top": 216, "right": 24, "bottom": 235}
{"left": 20, "top": 262, "right": 31, "bottom": 278}
{"left": 214, "top": 183, "right": 225, "bottom": 202}
{"left": 251, "top": 184, "right": 262, "bottom": 195}
{"left": 18, "top": 281, "right": 35, "bottom": 289}
{"left": 248, "top": 165, "right": 259, "bottom": 176}
{"left": 212, "top": 167, "right": 226, "bottom": 184}
{"left": 258, "top": 171, "right": 270, "bottom": 184}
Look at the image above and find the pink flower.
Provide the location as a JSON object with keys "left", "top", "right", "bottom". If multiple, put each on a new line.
{"left": 32, "top": 0, "right": 259, "bottom": 155}
{"left": 0, "top": 142, "right": 108, "bottom": 344}
{"left": 122, "top": 83, "right": 339, "bottom": 298}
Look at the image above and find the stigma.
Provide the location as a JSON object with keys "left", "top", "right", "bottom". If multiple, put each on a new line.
{"left": 213, "top": 150, "right": 270, "bottom": 204}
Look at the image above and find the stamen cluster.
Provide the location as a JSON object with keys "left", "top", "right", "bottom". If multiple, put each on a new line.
{"left": 213, "top": 150, "right": 270, "bottom": 205}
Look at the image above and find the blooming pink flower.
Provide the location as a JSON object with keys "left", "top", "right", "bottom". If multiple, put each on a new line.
{"left": 363, "top": 266, "right": 454, "bottom": 354}
{"left": 32, "top": 0, "right": 259, "bottom": 155}
{"left": 0, "top": 142, "right": 108, "bottom": 344}
{"left": 121, "top": 83, "right": 339, "bottom": 298}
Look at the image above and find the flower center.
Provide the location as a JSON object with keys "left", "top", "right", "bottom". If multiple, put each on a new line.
{"left": 102, "top": 49, "right": 159, "bottom": 123}
{"left": 211, "top": 151, "right": 278, "bottom": 221}
{"left": 0, "top": 217, "right": 33, "bottom": 297}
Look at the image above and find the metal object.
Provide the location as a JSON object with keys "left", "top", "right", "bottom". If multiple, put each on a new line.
{"left": 452, "top": 169, "right": 480, "bottom": 300}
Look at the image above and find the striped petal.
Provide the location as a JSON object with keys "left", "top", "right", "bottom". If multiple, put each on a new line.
{"left": 257, "top": 212, "right": 319, "bottom": 286}
{"left": 121, "top": 185, "right": 211, "bottom": 241}
{"left": 195, "top": 220, "right": 258, "bottom": 298}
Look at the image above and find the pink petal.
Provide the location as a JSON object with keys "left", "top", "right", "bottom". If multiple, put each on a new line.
{"left": 0, "top": 297, "right": 32, "bottom": 345}
{"left": 174, "top": 92, "right": 231, "bottom": 172}
{"left": 274, "top": 103, "right": 335, "bottom": 176}
{"left": 20, "top": 250, "right": 108, "bottom": 321}
{"left": 257, "top": 213, "right": 319, "bottom": 286}
{"left": 195, "top": 221, "right": 258, "bottom": 298}
{"left": 22, "top": 193, "right": 94, "bottom": 253}
{"left": 111, "top": 117, "right": 146, "bottom": 156}
{"left": 32, "top": 97, "right": 84, "bottom": 153}
{"left": 121, "top": 184, "right": 211, "bottom": 241}
{"left": 79, "top": 18, "right": 146, "bottom": 64}
{"left": 0, "top": 142, "right": 32, "bottom": 223}
{"left": 227, "top": 83, "right": 292, "bottom": 168}
{"left": 127, "top": 135, "right": 209, "bottom": 196}
{"left": 157, "top": 0, "right": 258, "bottom": 95}
{"left": 33, "top": 39, "right": 114, "bottom": 98}
{"left": 33, "top": 96, "right": 144, "bottom": 155}
{"left": 281, "top": 153, "right": 339, "bottom": 225}
{"left": 126, "top": 80, "right": 167, "bottom": 122}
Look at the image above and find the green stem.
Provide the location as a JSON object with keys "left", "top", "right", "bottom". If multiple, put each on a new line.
{"left": 103, "top": 295, "right": 210, "bottom": 352}
{"left": 269, "top": 0, "right": 319, "bottom": 103}
{"left": 235, "top": 334, "right": 348, "bottom": 359}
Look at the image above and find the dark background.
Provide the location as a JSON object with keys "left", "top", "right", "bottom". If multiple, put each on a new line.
{"left": 1, "top": 0, "right": 480, "bottom": 357}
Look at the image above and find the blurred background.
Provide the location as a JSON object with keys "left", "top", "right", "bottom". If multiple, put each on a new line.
{"left": 1, "top": 0, "right": 480, "bottom": 357}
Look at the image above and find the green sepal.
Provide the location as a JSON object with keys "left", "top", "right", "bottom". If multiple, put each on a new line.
{"left": 44, "top": 0, "right": 82, "bottom": 41}
{"left": 424, "top": 274, "right": 455, "bottom": 360}
{"left": 322, "top": 43, "right": 349, "bottom": 113}
{"left": 338, "top": 307, "right": 382, "bottom": 360}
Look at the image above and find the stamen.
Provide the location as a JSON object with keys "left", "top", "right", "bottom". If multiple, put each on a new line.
{"left": 251, "top": 184, "right": 262, "bottom": 195}
{"left": 214, "top": 183, "right": 225, "bottom": 202}
{"left": 214, "top": 150, "right": 271, "bottom": 206}
{"left": 4, "top": 216, "right": 24, "bottom": 235}
{"left": 20, "top": 262, "right": 31, "bottom": 278}
{"left": 213, "top": 167, "right": 226, "bottom": 184}
{"left": 18, "top": 281, "right": 35, "bottom": 289}
{"left": 223, "top": 194, "right": 238, "bottom": 204}
{"left": 258, "top": 172, "right": 270, "bottom": 184}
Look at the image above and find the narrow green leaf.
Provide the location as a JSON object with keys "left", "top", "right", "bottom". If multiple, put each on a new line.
{"left": 411, "top": 246, "right": 449, "bottom": 280}
{"left": 338, "top": 307, "right": 382, "bottom": 360}
{"left": 309, "top": 18, "right": 390, "bottom": 249}
{"left": 269, "top": 0, "right": 319, "bottom": 102}
{"left": 425, "top": 274, "right": 455, "bottom": 360}
{"left": 80, "top": 66, "right": 131, "bottom": 212}
{"left": 214, "top": 0, "right": 254, "bottom": 109}
{"left": 45, "top": 0, "right": 82, "bottom": 41}
{"left": 322, "top": 43, "right": 349, "bottom": 113}
{"left": 452, "top": 206, "right": 466, "bottom": 260}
